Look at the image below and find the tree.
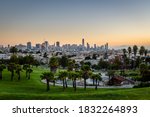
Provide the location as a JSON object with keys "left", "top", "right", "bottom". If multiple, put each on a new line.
{"left": 43, "top": 52, "right": 48, "bottom": 58}
{"left": 84, "top": 62, "right": 91, "bottom": 67}
{"left": 111, "top": 57, "right": 122, "bottom": 70}
{"left": 122, "top": 48, "right": 127, "bottom": 57}
{"left": 10, "top": 54, "right": 18, "bottom": 64}
{"left": 91, "top": 64, "right": 99, "bottom": 70}
{"left": 27, "top": 68, "right": 33, "bottom": 80}
{"left": 122, "top": 48, "right": 127, "bottom": 69}
{"left": 81, "top": 65, "right": 91, "bottom": 90}
{"left": 49, "top": 56, "right": 59, "bottom": 73}
{"left": 85, "top": 56, "right": 91, "bottom": 60}
{"left": 133, "top": 45, "right": 138, "bottom": 57}
{"left": 141, "top": 70, "right": 150, "bottom": 82}
{"left": 24, "top": 55, "right": 34, "bottom": 66}
{"left": 0, "top": 64, "right": 6, "bottom": 80}
{"left": 92, "top": 54, "right": 97, "bottom": 60}
{"left": 67, "top": 60, "right": 75, "bottom": 71}
{"left": 43, "top": 52, "right": 49, "bottom": 64}
{"left": 107, "top": 70, "right": 115, "bottom": 81}
{"left": 58, "top": 71, "right": 68, "bottom": 91}
{"left": 91, "top": 73, "right": 102, "bottom": 90}
{"left": 8, "top": 63, "right": 16, "bottom": 81}
{"left": 18, "top": 56, "right": 24, "bottom": 65}
{"left": 144, "top": 49, "right": 148, "bottom": 57}
{"left": 60, "top": 55, "right": 68, "bottom": 69}
{"left": 98, "top": 59, "right": 109, "bottom": 69}
{"left": 74, "top": 63, "right": 80, "bottom": 71}
{"left": 135, "top": 56, "right": 141, "bottom": 68}
{"left": 107, "top": 70, "right": 116, "bottom": 85}
{"left": 139, "top": 46, "right": 145, "bottom": 57}
{"left": 40, "top": 72, "right": 54, "bottom": 91}
{"left": 68, "top": 71, "right": 80, "bottom": 91}
{"left": 128, "top": 46, "right": 132, "bottom": 58}
{"left": 33, "top": 59, "right": 40, "bottom": 67}
{"left": 23, "top": 64, "right": 30, "bottom": 78}
{"left": 80, "top": 61, "right": 84, "bottom": 67}
{"left": 139, "top": 63, "right": 148, "bottom": 75}
{"left": 15, "top": 64, "right": 22, "bottom": 80}
{"left": 10, "top": 46, "right": 18, "bottom": 54}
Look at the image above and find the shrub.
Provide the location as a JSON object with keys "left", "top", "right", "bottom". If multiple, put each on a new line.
{"left": 133, "top": 82, "right": 150, "bottom": 88}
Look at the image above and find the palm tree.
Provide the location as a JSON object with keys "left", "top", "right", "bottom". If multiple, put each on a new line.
{"left": 67, "top": 60, "right": 75, "bottom": 71}
{"left": 139, "top": 46, "right": 145, "bottom": 57}
{"left": 67, "top": 60, "right": 75, "bottom": 88}
{"left": 122, "top": 48, "right": 127, "bottom": 69}
{"left": 0, "top": 64, "right": 6, "bottom": 80}
{"left": 40, "top": 72, "right": 54, "bottom": 91}
{"left": 144, "top": 49, "right": 148, "bottom": 64}
{"left": 15, "top": 64, "right": 22, "bottom": 80}
{"left": 68, "top": 71, "right": 80, "bottom": 91}
{"left": 133, "top": 45, "right": 138, "bottom": 58}
{"left": 144, "top": 49, "right": 148, "bottom": 57}
{"left": 23, "top": 64, "right": 30, "bottom": 78}
{"left": 43, "top": 52, "right": 49, "bottom": 64}
{"left": 27, "top": 68, "right": 33, "bottom": 80}
{"left": 8, "top": 63, "right": 16, "bottom": 81}
{"left": 91, "top": 73, "right": 102, "bottom": 90}
{"left": 49, "top": 56, "right": 59, "bottom": 73}
{"left": 122, "top": 48, "right": 127, "bottom": 57}
{"left": 81, "top": 65, "right": 91, "bottom": 90}
{"left": 10, "top": 46, "right": 18, "bottom": 54}
{"left": 58, "top": 71, "right": 68, "bottom": 91}
{"left": 128, "top": 46, "right": 132, "bottom": 58}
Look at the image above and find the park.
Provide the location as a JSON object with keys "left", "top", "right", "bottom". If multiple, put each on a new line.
{"left": 0, "top": 45, "right": 150, "bottom": 100}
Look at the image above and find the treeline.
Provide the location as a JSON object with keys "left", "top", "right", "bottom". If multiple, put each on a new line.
{"left": 41, "top": 56, "right": 102, "bottom": 91}
{"left": 0, "top": 54, "right": 39, "bottom": 81}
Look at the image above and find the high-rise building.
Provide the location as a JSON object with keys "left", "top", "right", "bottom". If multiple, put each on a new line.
{"left": 36, "top": 44, "right": 41, "bottom": 50}
{"left": 94, "top": 44, "right": 97, "bottom": 50}
{"left": 82, "top": 38, "right": 85, "bottom": 47}
{"left": 44, "top": 41, "right": 49, "bottom": 51}
{"left": 87, "top": 43, "right": 90, "bottom": 50}
{"left": 27, "top": 42, "right": 32, "bottom": 50}
{"left": 56, "top": 41, "right": 60, "bottom": 47}
{"left": 105, "top": 43, "right": 108, "bottom": 51}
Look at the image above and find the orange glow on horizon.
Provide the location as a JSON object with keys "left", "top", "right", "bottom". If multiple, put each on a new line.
{"left": 0, "top": 29, "right": 150, "bottom": 47}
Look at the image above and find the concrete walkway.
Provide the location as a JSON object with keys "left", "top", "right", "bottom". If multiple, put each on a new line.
{"left": 41, "top": 80, "right": 134, "bottom": 88}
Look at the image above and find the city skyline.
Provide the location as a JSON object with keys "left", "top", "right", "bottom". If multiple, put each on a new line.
{"left": 0, "top": 0, "right": 150, "bottom": 47}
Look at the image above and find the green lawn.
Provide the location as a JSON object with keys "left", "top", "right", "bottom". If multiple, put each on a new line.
{"left": 0, "top": 66, "right": 150, "bottom": 100}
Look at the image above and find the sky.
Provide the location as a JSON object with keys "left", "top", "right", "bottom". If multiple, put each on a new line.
{"left": 0, "top": 0, "right": 150, "bottom": 48}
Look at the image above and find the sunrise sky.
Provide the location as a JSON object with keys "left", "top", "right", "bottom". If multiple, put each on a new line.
{"left": 0, "top": 0, "right": 150, "bottom": 48}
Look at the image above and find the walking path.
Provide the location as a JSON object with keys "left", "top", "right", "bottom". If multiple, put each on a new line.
{"left": 41, "top": 80, "right": 134, "bottom": 88}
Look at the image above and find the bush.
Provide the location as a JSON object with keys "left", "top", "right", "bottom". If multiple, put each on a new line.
{"left": 133, "top": 82, "right": 150, "bottom": 88}
{"left": 131, "top": 76, "right": 142, "bottom": 81}
{"left": 128, "top": 72, "right": 139, "bottom": 76}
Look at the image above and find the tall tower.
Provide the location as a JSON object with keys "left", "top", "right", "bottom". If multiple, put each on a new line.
{"left": 82, "top": 38, "right": 85, "bottom": 47}
{"left": 44, "top": 41, "right": 49, "bottom": 51}
{"left": 94, "top": 44, "right": 97, "bottom": 50}
{"left": 87, "top": 43, "right": 90, "bottom": 50}
{"left": 105, "top": 43, "right": 108, "bottom": 51}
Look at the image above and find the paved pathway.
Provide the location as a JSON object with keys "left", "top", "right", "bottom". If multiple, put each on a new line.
{"left": 41, "top": 80, "right": 134, "bottom": 88}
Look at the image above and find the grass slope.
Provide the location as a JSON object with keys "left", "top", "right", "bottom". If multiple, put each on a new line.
{"left": 0, "top": 67, "right": 150, "bottom": 100}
